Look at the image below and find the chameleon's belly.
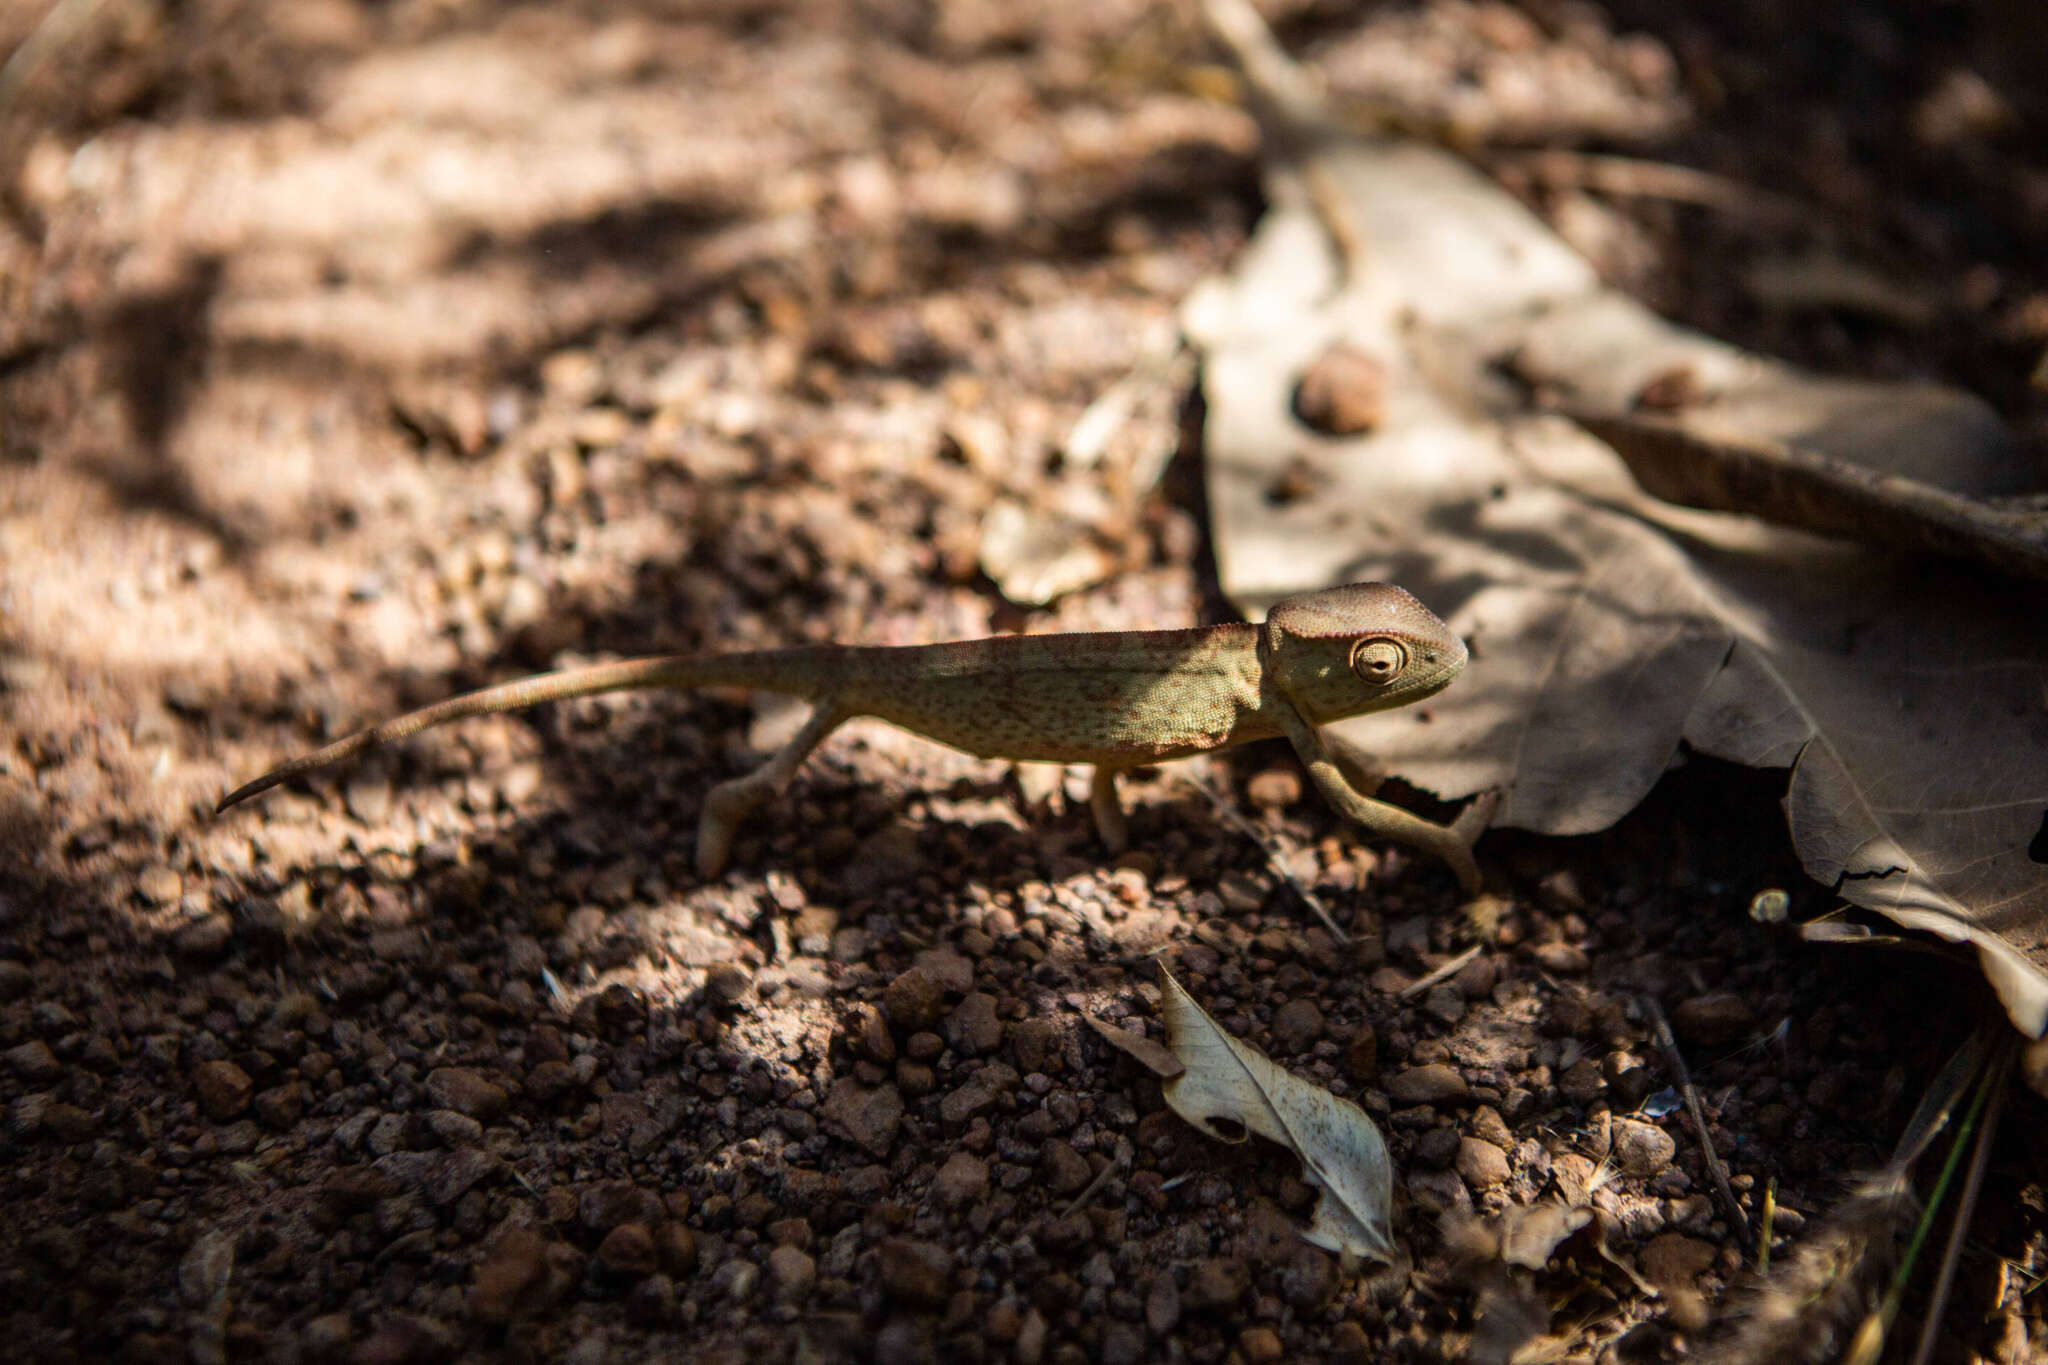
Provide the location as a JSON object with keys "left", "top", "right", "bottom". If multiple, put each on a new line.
{"left": 838, "top": 626, "right": 1273, "bottom": 765}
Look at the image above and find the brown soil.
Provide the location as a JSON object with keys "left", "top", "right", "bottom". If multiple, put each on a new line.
{"left": 3, "top": 3, "right": 2045, "bottom": 1363}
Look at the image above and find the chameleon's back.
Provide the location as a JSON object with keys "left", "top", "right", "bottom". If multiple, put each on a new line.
{"left": 831, "top": 624, "right": 1275, "bottom": 765}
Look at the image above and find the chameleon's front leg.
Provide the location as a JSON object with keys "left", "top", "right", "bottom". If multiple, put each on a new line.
{"left": 1088, "top": 766, "right": 1130, "bottom": 854}
{"left": 697, "top": 703, "right": 851, "bottom": 876}
{"left": 1275, "top": 708, "right": 1494, "bottom": 893}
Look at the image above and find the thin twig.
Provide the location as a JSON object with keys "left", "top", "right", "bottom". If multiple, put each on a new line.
{"left": 1644, "top": 996, "right": 1750, "bottom": 1244}
{"left": 1056, "top": 1158, "right": 1121, "bottom": 1221}
{"left": 1398, "top": 942, "right": 1483, "bottom": 999}
{"left": 1909, "top": 1041, "right": 2011, "bottom": 1365}
{"left": 1184, "top": 774, "right": 1348, "bottom": 942}
{"left": 1758, "top": 1176, "right": 1777, "bottom": 1273}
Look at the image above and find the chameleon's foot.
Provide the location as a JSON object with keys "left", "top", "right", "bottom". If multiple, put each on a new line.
{"left": 1437, "top": 789, "right": 1499, "bottom": 894}
{"left": 696, "top": 775, "right": 770, "bottom": 877}
{"left": 1088, "top": 767, "right": 1129, "bottom": 854}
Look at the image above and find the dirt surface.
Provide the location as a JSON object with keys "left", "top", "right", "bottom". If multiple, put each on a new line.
{"left": 3, "top": 3, "right": 2046, "bottom": 1363}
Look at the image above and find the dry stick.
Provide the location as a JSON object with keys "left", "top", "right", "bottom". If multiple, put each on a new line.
{"left": 1644, "top": 997, "right": 1750, "bottom": 1244}
{"left": 1056, "top": 1158, "right": 1122, "bottom": 1221}
{"left": 1185, "top": 775, "right": 1349, "bottom": 943}
{"left": 1908, "top": 1046, "right": 2010, "bottom": 1365}
{"left": 1399, "top": 942, "right": 1483, "bottom": 999}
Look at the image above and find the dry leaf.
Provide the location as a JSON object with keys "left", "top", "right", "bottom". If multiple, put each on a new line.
{"left": 1157, "top": 965, "right": 1395, "bottom": 1261}
{"left": 1082, "top": 1013, "right": 1184, "bottom": 1079}
{"left": 1188, "top": 0, "right": 2048, "bottom": 1034}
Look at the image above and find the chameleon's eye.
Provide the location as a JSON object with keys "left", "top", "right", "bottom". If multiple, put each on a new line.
{"left": 1351, "top": 637, "right": 1407, "bottom": 684}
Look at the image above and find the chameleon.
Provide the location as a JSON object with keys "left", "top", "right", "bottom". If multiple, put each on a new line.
{"left": 217, "top": 582, "right": 1494, "bottom": 890}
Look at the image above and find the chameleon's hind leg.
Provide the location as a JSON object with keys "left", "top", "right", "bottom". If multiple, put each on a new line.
{"left": 1088, "top": 766, "right": 1129, "bottom": 854}
{"left": 696, "top": 703, "right": 850, "bottom": 876}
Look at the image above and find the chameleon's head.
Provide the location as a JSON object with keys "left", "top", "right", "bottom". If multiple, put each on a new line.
{"left": 1262, "top": 583, "right": 1466, "bottom": 723}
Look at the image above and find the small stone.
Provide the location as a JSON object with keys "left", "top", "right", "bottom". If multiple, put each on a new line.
{"left": 302, "top": 1311, "right": 353, "bottom": 1358}
{"left": 1386, "top": 1064, "right": 1468, "bottom": 1105}
{"left": 853, "top": 1004, "right": 895, "bottom": 1064}
{"left": 704, "top": 963, "right": 751, "bottom": 1006}
{"left": 822, "top": 1077, "right": 903, "bottom": 1156}
{"left": 1532, "top": 942, "right": 1589, "bottom": 974}
{"left": 878, "top": 1237, "right": 952, "bottom": 1307}
{"left": 1412, "top": 1126, "right": 1461, "bottom": 1170}
{"left": 425, "top": 1067, "right": 508, "bottom": 1122}
{"left": 944, "top": 992, "right": 1002, "bottom": 1056}
{"left": 1559, "top": 1056, "right": 1607, "bottom": 1105}
{"left": 254, "top": 1082, "right": 307, "bottom": 1130}
{"left": 884, "top": 967, "right": 945, "bottom": 1032}
{"left": 524, "top": 1059, "right": 579, "bottom": 1104}
{"left": 173, "top": 914, "right": 232, "bottom": 961}
{"left": 626, "top": 1272, "right": 677, "bottom": 1327}
{"left": 1455, "top": 1137, "right": 1511, "bottom": 1190}
{"left": 579, "top": 1182, "right": 664, "bottom": 1234}
{"left": 192, "top": 1059, "right": 252, "bottom": 1120}
{"left": 1280, "top": 1246, "right": 1336, "bottom": 1310}
{"left": 658, "top": 1222, "right": 698, "bottom": 1277}
{"left": 470, "top": 1227, "right": 546, "bottom": 1324}
{"left": 1292, "top": 342, "right": 1386, "bottom": 435}
{"left": 596, "top": 1223, "right": 657, "bottom": 1278}
{"left": 1641, "top": 1232, "right": 1715, "bottom": 1288}
{"left": 767, "top": 1245, "right": 816, "bottom": 1302}
{"left": 1332, "top": 1320, "right": 1371, "bottom": 1365}
{"left": 1270, "top": 998, "right": 1323, "bottom": 1053}
{"left": 350, "top": 1314, "right": 455, "bottom": 1365}
{"left": 137, "top": 865, "right": 183, "bottom": 905}
{"left": 1344, "top": 1025, "right": 1378, "bottom": 1081}
{"left": 1010, "top": 1017, "right": 1058, "bottom": 1073}
{"left": 1144, "top": 1273, "right": 1180, "bottom": 1334}
{"left": 1100, "top": 1322, "right": 1145, "bottom": 1365}
{"left": 0, "top": 960, "right": 29, "bottom": 1000}
{"left": 7, "top": 1039, "right": 60, "bottom": 1084}
{"left": 933, "top": 1151, "right": 988, "bottom": 1208}
{"left": 1238, "top": 1326, "right": 1285, "bottom": 1363}
{"left": 1185, "top": 1256, "right": 1249, "bottom": 1311}
{"left": 1672, "top": 993, "right": 1756, "bottom": 1047}
{"left": 1613, "top": 1119, "right": 1677, "bottom": 1178}
{"left": 1245, "top": 768, "right": 1301, "bottom": 809}
{"left": 1421, "top": 983, "right": 1466, "bottom": 1026}
{"left": 1041, "top": 1140, "right": 1091, "bottom": 1195}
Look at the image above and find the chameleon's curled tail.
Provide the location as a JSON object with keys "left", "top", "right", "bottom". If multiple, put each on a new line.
{"left": 214, "top": 649, "right": 832, "bottom": 813}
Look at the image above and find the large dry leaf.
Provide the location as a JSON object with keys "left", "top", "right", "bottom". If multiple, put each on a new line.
{"left": 1158, "top": 966, "right": 1395, "bottom": 1261}
{"left": 1188, "top": 2, "right": 2048, "bottom": 1033}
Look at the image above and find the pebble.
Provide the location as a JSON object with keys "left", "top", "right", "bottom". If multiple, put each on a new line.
{"left": 1280, "top": 1246, "right": 1335, "bottom": 1309}
{"left": 1344, "top": 1025, "right": 1379, "bottom": 1081}
{"left": 1245, "top": 768, "right": 1302, "bottom": 808}
{"left": 767, "top": 1245, "right": 816, "bottom": 1302}
{"left": 579, "top": 1183, "right": 664, "bottom": 1234}
{"left": 173, "top": 914, "right": 232, "bottom": 961}
{"left": 1613, "top": 1118, "right": 1677, "bottom": 1178}
{"left": 1145, "top": 1273, "right": 1180, "bottom": 1334}
{"left": 1292, "top": 343, "right": 1386, "bottom": 435}
{"left": 1010, "top": 1017, "right": 1058, "bottom": 1074}
{"left": 1269, "top": 998, "right": 1323, "bottom": 1053}
{"left": 933, "top": 1151, "right": 988, "bottom": 1208}
{"left": 470, "top": 1228, "right": 546, "bottom": 1324}
{"left": 0, "top": 960, "right": 28, "bottom": 1001}
{"left": 821, "top": 1077, "right": 903, "bottom": 1156}
{"left": 192, "top": 1059, "right": 252, "bottom": 1120}
{"left": 944, "top": 992, "right": 1003, "bottom": 1056}
{"left": 1672, "top": 992, "right": 1756, "bottom": 1047}
{"left": 1385, "top": 1064, "right": 1468, "bottom": 1105}
{"left": 1411, "top": 1126, "right": 1460, "bottom": 1170}
{"left": 1184, "top": 1256, "right": 1248, "bottom": 1311}
{"left": 878, "top": 1237, "right": 952, "bottom": 1307}
{"left": 596, "top": 1223, "right": 657, "bottom": 1278}
{"left": 1040, "top": 1140, "right": 1091, "bottom": 1195}
{"left": 853, "top": 1004, "right": 896, "bottom": 1064}
{"left": 884, "top": 967, "right": 945, "bottom": 1032}
{"left": 1421, "top": 983, "right": 1466, "bottom": 1026}
{"left": 1238, "top": 1326, "right": 1285, "bottom": 1363}
{"left": 658, "top": 1222, "right": 698, "bottom": 1277}
{"left": 425, "top": 1067, "right": 508, "bottom": 1122}
{"left": 7, "top": 1039, "right": 60, "bottom": 1084}
{"left": 1456, "top": 1137, "right": 1512, "bottom": 1190}
{"left": 1532, "top": 941, "right": 1589, "bottom": 974}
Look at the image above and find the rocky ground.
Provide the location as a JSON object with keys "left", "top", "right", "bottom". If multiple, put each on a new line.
{"left": 1, "top": 2, "right": 2045, "bottom": 1362}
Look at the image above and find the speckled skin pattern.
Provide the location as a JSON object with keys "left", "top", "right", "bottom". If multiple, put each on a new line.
{"left": 219, "top": 583, "right": 1491, "bottom": 888}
